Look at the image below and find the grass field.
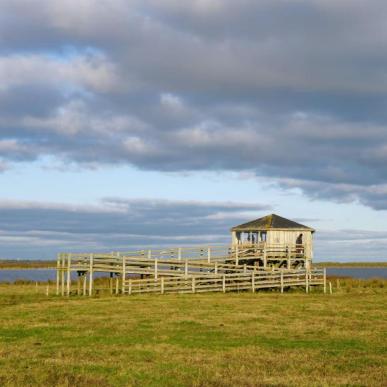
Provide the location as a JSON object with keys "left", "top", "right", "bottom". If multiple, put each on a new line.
{"left": 0, "top": 283, "right": 386, "bottom": 386}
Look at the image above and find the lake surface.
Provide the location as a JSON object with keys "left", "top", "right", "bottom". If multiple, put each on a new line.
{"left": 326, "top": 267, "right": 387, "bottom": 279}
{"left": 0, "top": 269, "right": 112, "bottom": 283}
{"left": 0, "top": 267, "right": 386, "bottom": 282}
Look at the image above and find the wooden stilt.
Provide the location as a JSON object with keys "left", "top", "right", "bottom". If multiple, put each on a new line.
{"left": 66, "top": 253, "right": 71, "bottom": 296}
{"left": 305, "top": 270, "right": 309, "bottom": 293}
{"left": 109, "top": 272, "right": 113, "bottom": 295}
{"left": 83, "top": 274, "right": 87, "bottom": 296}
{"left": 56, "top": 253, "right": 60, "bottom": 295}
{"left": 61, "top": 254, "right": 65, "bottom": 296}
{"left": 89, "top": 253, "right": 94, "bottom": 296}
{"left": 122, "top": 257, "right": 126, "bottom": 294}
{"left": 323, "top": 268, "right": 327, "bottom": 294}
{"left": 77, "top": 273, "right": 81, "bottom": 295}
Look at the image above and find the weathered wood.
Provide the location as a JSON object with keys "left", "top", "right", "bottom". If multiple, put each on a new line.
{"left": 89, "top": 253, "right": 94, "bottom": 296}
{"left": 66, "top": 253, "right": 71, "bottom": 296}
{"left": 56, "top": 253, "right": 60, "bottom": 295}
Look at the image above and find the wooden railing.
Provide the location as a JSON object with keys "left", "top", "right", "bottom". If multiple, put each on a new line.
{"left": 56, "top": 242, "right": 315, "bottom": 296}
{"left": 122, "top": 269, "right": 325, "bottom": 295}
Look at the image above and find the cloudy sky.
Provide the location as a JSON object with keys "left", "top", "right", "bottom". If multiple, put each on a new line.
{"left": 1, "top": 0, "right": 387, "bottom": 261}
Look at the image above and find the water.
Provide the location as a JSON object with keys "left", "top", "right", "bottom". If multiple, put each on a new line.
{"left": 0, "top": 269, "right": 112, "bottom": 283}
{"left": 0, "top": 267, "right": 386, "bottom": 282}
{"left": 326, "top": 267, "right": 387, "bottom": 279}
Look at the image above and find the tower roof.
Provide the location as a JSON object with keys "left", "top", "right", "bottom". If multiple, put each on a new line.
{"left": 231, "top": 214, "right": 315, "bottom": 232}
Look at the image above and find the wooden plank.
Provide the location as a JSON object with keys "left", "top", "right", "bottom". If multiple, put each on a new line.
{"left": 89, "top": 253, "right": 94, "bottom": 296}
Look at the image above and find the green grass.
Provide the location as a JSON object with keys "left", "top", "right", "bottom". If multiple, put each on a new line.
{"left": 0, "top": 284, "right": 386, "bottom": 386}
{"left": 0, "top": 260, "right": 56, "bottom": 269}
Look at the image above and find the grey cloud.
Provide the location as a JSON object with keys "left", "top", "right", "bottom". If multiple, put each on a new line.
{"left": 1, "top": 1, "right": 387, "bottom": 208}
{"left": 0, "top": 198, "right": 384, "bottom": 262}
{"left": 0, "top": 198, "right": 270, "bottom": 258}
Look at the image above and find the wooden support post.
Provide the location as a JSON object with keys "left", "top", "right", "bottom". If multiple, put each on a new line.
{"left": 192, "top": 277, "right": 196, "bottom": 293}
{"left": 235, "top": 245, "right": 239, "bottom": 266}
{"left": 56, "top": 253, "right": 60, "bottom": 296}
{"left": 122, "top": 256, "right": 126, "bottom": 294}
{"left": 214, "top": 261, "right": 218, "bottom": 274}
{"left": 61, "top": 254, "right": 65, "bottom": 296}
{"left": 184, "top": 259, "right": 188, "bottom": 278}
{"left": 109, "top": 272, "right": 113, "bottom": 295}
{"left": 66, "top": 253, "right": 71, "bottom": 296}
{"left": 161, "top": 277, "right": 164, "bottom": 294}
{"left": 243, "top": 264, "right": 247, "bottom": 274}
{"left": 89, "top": 253, "right": 94, "bottom": 296}
{"left": 129, "top": 279, "right": 132, "bottom": 295}
{"left": 83, "top": 274, "right": 87, "bottom": 296}
{"left": 329, "top": 281, "right": 333, "bottom": 294}
{"left": 178, "top": 247, "right": 182, "bottom": 260}
{"left": 154, "top": 258, "right": 158, "bottom": 280}
{"left": 207, "top": 247, "right": 211, "bottom": 263}
{"left": 280, "top": 270, "right": 284, "bottom": 293}
{"left": 305, "top": 270, "right": 309, "bottom": 293}
{"left": 77, "top": 273, "right": 81, "bottom": 295}
{"left": 252, "top": 272, "right": 255, "bottom": 293}
{"left": 263, "top": 247, "right": 267, "bottom": 269}
{"left": 323, "top": 268, "right": 327, "bottom": 294}
{"left": 287, "top": 245, "right": 291, "bottom": 269}
{"left": 222, "top": 275, "right": 226, "bottom": 293}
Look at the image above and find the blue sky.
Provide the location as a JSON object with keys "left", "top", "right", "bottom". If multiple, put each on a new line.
{"left": 1, "top": 1, "right": 387, "bottom": 261}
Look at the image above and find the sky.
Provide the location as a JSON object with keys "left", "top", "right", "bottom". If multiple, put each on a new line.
{"left": 1, "top": 0, "right": 387, "bottom": 261}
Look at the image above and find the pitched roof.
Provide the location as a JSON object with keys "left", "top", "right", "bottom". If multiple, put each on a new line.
{"left": 231, "top": 214, "right": 315, "bottom": 231}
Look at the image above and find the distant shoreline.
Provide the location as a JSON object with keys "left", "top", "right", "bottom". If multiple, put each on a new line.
{"left": 315, "top": 262, "right": 387, "bottom": 268}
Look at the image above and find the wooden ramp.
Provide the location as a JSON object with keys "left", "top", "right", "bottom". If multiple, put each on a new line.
{"left": 56, "top": 243, "right": 324, "bottom": 296}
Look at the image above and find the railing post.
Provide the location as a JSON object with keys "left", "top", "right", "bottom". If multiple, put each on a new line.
{"left": 89, "top": 253, "right": 94, "bottom": 296}
{"left": 66, "top": 253, "right": 71, "bottom": 296}
{"left": 61, "top": 254, "right": 65, "bottom": 296}
{"left": 129, "top": 278, "right": 132, "bottom": 295}
{"left": 305, "top": 270, "right": 309, "bottom": 293}
{"left": 323, "top": 268, "right": 327, "bottom": 294}
{"left": 287, "top": 245, "right": 291, "bottom": 269}
{"left": 243, "top": 264, "right": 247, "bottom": 274}
{"left": 263, "top": 247, "right": 267, "bottom": 269}
{"left": 184, "top": 259, "right": 188, "bottom": 278}
{"left": 251, "top": 272, "right": 255, "bottom": 293}
{"left": 207, "top": 247, "right": 211, "bottom": 263}
{"left": 122, "top": 256, "right": 126, "bottom": 294}
{"left": 154, "top": 258, "right": 158, "bottom": 280}
{"left": 214, "top": 261, "right": 218, "bottom": 274}
{"left": 178, "top": 247, "right": 182, "bottom": 260}
{"left": 161, "top": 277, "right": 164, "bottom": 294}
{"left": 83, "top": 273, "right": 87, "bottom": 296}
{"left": 148, "top": 250, "right": 152, "bottom": 259}
{"left": 235, "top": 245, "right": 239, "bottom": 265}
{"left": 280, "top": 270, "right": 284, "bottom": 293}
{"left": 56, "top": 253, "right": 60, "bottom": 296}
{"left": 192, "top": 277, "right": 196, "bottom": 293}
{"left": 222, "top": 275, "right": 226, "bottom": 293}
